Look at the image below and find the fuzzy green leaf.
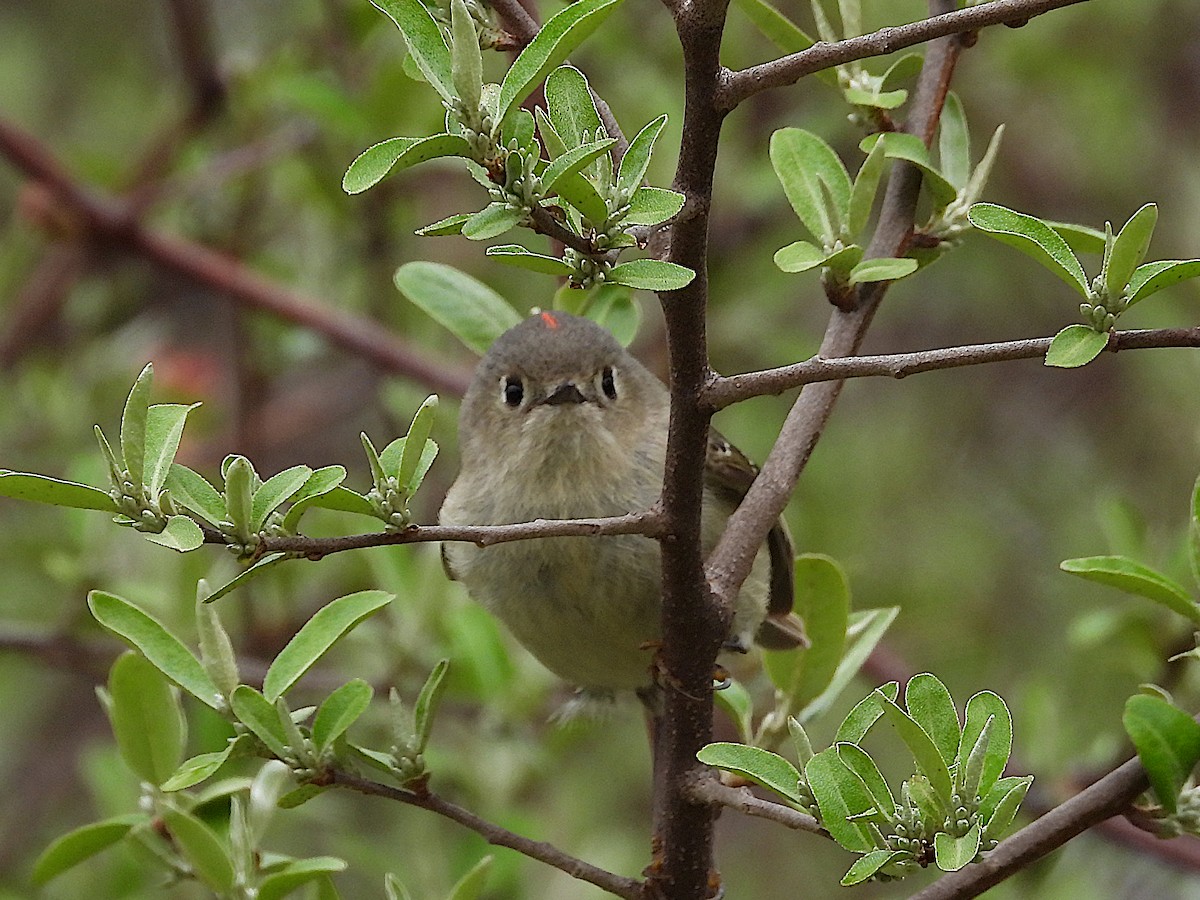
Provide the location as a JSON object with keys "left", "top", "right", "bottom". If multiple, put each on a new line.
{"left": 313, "top": 679, "right": 375, "bottom": 754}
{"left": 770, "top": 128, "right": 851, "bottom": 242}
{"left": 230, "top": 685, "right": 291, "bottom": 757}
{"left": 545, "top": 65, "right": 602, "bottom": 148}
{"left": 88, "top": 591, "right": 222, "bottom": 710}
{"left": 263, "top": 591, "right": 394, "bottom": 701}
{"left": 861, "top": 132, "right": 958, "bottom": 207}
{"left": 1045, "top": 324, "right": 1109, "bottom": 368}
{"left": 1047, "top": 221, "right": 1107, "bottom": 256}
{"left": 938, "top": 92, "right": 971, "bottom": 189}
{"left": 959, "top": 691, "right": 1012, "bottom": 798}
{"left": 1124, "top": 694, "right": 1200, "bottom": 813}
{"left": 981, "top": 776, "right": 1032, "bottom": 842}
{"left": 848, "top": 256, "right": 918, "bottom": 285}
{"left": 773, "top": 241, "right": 829, "bottom": 274}
{"left": 462, "top": 203, "right": 525, "bottom": 241}
{"left": 1128, "top": 259, "right": 1200, "bottom": 307}
{"left": 416, "top": 213, "right": 472, "bottom": 237}
{"left": 414, "top": 658, "right": 451, "bottom": 753}
{"left": 447, "top": 855, "right": 494, "bottom": 900}
{"left": 847, "top": 136, "right": 888, "bottom": 239}
{"left": 617, "top": 115, "right": 667, "bottom": 196}
{"left": 713, "top": 680, "right": 754, "bottom": 743}
{"left": 934, "top": 822, "right": 981, "bottom": 871}
{"left": 398, "top": 395, "right": 438, "bottom": 495}
{"left": 0, "top": 471, "right": 118, "bottom": 512}
{"left": 144, "top": 403, "right": 201, "bottom": 496}
{"left": 163, "top": 807, "right": 235, "bottom": 892}
{"left": 196, "top": 586, "right": 239, "bottom": 695}
{"left": 805, "top": 748, "right": 878, "bottom": 852}
{"left": 396, "top": 261, "right": 521, "bottom": 355}
{"left": 542, "top": 139, "right": 616, "bottom": 194}
{"left": 31, "top": 815, "right": 145, "bottom": 885}
{"left": 120, "top": 363, "right": 154, "bottom": 488}
{"left": 251, "top": 465, "right": 313, "bottom": 533}
{"left": 496, "top": 0, "right": 625, "bottom": 128}
{"left": 259, "top": 858, "right": 349, "bottom": 900}
{"left": 450, "top": 0, "right": 482, "bottom": 115}
{"left": 280, "top": 466, "right": 348, "bottom": 533}
{"left": 731, "top": 0, "right": 834, "bottom": 87}
{"left": 205, "top": 552, "right": 292, "bottom": 603}
{"left": 968, "top": 203, "right": 1089, "bottom": 296}
{"left": 623, "top": 187, "right": 685, "bottom": 226}
{"left": 161, "top": 738, "right": 246, "bottom": 792}
{"left": 836, "top": 742, "right": 895, "bottom": 818}
{"left": 369, "top": 0, "right": 454, "bottom": 101}
{"left": 107, "top": 652, "right": 185, "bottom": 784}
{"left": 802, "top": 607, "right": 899, "bottom": 724}
{"left": 1106, "top": 203, "right": 1158, "bottom": 297}
{"left": 607, "top": 259, "right": 695, "bottom": 291}
{"left": 877, "top": 689, "right": 953, "bottom": 806}
{"left": 141, "top": 514, "right": 204, "bottom": 552}
{"left": 165, "top": 464, "right": 226, "bottom": 524}
{"left": 841, "top": 849, "right": 909, "bottom": 886}
{"left": 1061, "top": 555, "right": 1200, "bottom": 622}
{"left": 697, "top": 743, "right": 806, "bottom": 805}
{"left": 486, "top": 245, "right": 574, "bottom": 275}
{"left": 343, "top": 134, "right": 472, "bottom": 194}
{"left": 835, "top": 682, "right": 899, "bottom": 744}
{"left": 905, "top": 673, "right": 961, "bottom": 767}
{"left": 843, "top": 86, "right": 907, "bottom": 109}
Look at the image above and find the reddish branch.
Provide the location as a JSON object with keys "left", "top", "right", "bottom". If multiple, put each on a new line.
{"left": 0, "top": 119, "right": 472, "bottom": 398}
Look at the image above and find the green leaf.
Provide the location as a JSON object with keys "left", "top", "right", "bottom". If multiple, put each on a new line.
{"left": 764, "top": 554, "right": 850, "bottom": 709}
{"left": 312, "top": 679, "right": 374, "bottom": 754}
{"left": 142, "top": 514, "right": 205, "bottom": 552}
{"left": 697, "top": 743, "right": 806, "bottom": 805}
{"left": 535, "top": 106, "right": 568, "bottom": 159}
{"left": 486, "top": 244, "right": 574, "bottom": 275}
{"left": 805, "top": 748, "right": 878, "bottom": 852}
{"left": 861, "top": 132, "right": 958, "bottom": 208}
{"left": 343, "top": 134, "right": 472, "bottom": 194}
{"left": 959, "top": 691, "right": 1011, "bottom": 798}
{"left": 938, "top": 92, "right": 971, "bottom": 189}
{"left": 414, "top": 658, "right": 451, "bottom": 753}
{"left": 1124, "top": 694, "right": 1200, "bottom": 813}
{"left": 165, "top": 464, "right": 226, "bottom": 524}
{"left": 836, "top": 742, "right": 895, "bottom": 818}
{"left": 843, "top": 86, "right": 907, "bottom": 109}
{"left": 981, "top": 776, "right": 1032, "bottom": 842}
{"left": 280, "top": 466, "right": 348, "bottom": 533}
{"left": 462, "top": 203, "right": 525, "bottom": 241}
{"left": 623, "top": 187, "right": 685, "bottom": 226}
{"left": 230, "top": 685, "right": 291, "bottom": 757}
{"left": 773, "top": 241, "right": 829, "bottom": 274}
{"left": 31, "top": 814, "right": 145, "bottom": 885}
{"left": 803, "top": 607, "right": 899, "bottom": 723}
{"left": 196, "top": 585, "right": 239, "bottom": 695}
{"left": 713, "top": 680, "right": 754, "bottom": 742}
{"left": 259, "top": 858, "right": 349, "bottom": 900}
{"left": 545, "top": 65, "right": 602, "bottom": 148}
{"left": 847, "top": 136, "right": 888, "bottom": 239}
{"left": 847, "top": 256, "right": 918, "bottom": 285}
{"left": 905, "top": 673, "right": 960, "bottom": 767}
{"left": 585, "top": 283, "right": 640, "bottom": 345}
{"left": 446, "top": 855, "right": 493, "bottom": 900}
{"left": 263, "top": 591, "right": 394, "bottom": 702}
{"left": 968, "top": 203, "right": 1089, "bottom": 296}
{"left": 369, "top": 0, "right": 454, "bottom": 101}
{"left": 0, "top": 471, "right": 118, "bottom": 512}
{"left": 934, "top": 822, "right": 981, "bottom": 871}
{"left": 1060, "top": 555, "right": 1200, "bottom": 622}
{"left": 386, "top": 873, "right": 415, "bottom": 900}
{"left": 88, "top": 591, "right": 222, "bottom": 710}
{"left": 381, "top": 436, "right": 438, "bottom": 496}
{"left": 450, "top": 0, "right": 482, "bottom": 116}
{"left": 841, "top": 849, "right": 909, "bottom": 886}
{"left": 162, "top": 807, "right": 234, "bottom": 892}
{"left": 617, "top": 115, "right": 667, "bottom": 196}
{"left": 731, "top": 0, "right": 838, "bottom": 86}
{"left": 223, "top": 455, "right": 255, "bottom": 541}
{"left": 106, "top": 652, "right": 184, "bottom": 784}
{"left": 252, "top": 465, "right": 313, "bottom": 533}
{"left": 1047, "top": 220, "right": 1107, "bottom": 256}
{"left": 143, "top": 403, "right": 201, "bottom": 496}
{"left": 542, "top": 138, "right": 617, "bottom": 194}
{"left": 1106, "top": 203, "right": 1158, "bottom": 297}
{"left": 770, "top": 128, "right": 851, "bottom": 242}
{"left": 398, "top": 396, "right": 438, "bottom": 495}
{"left": 496, "top": 0, "right": 625, "bottom": 129}
{"left": 877, "top": 689, "right": 954, "bottom": 807}
{"left": 395, "top": 261, "right": 522, "bottom": 355}
{"left": 277, "top": 784, "right": 328, "bottom": 809}
{"left": 161, "top": 736, "right": 248, "bottom": 792}
{"left": 120, "top": 363, "right": 154, "bottom": 488}
{"left": 835, "top": 682, "right": 899, "bottom": 744}
{"left": 299, "top": 485, "right": 380, "bottom": 519}
{"left": 205, "top": 552, "right": 292, "bottom": 603}
{"left": 607, "top": 259, "right": 695, "bottom": 291}
{"left": 1045, "top": 324, "right": 1109, "bottom": 368}
{"left": 1128, "top": 259, "right": 1200, "bottom": 307}
{"left": 550, "top": 171, "right": 610, "bottom": 224}
{"left": 416, "top": 212, "right": 472, "bottom": 237}
{"left": 963, "top": 123, "right": 1005, "bottom": 205}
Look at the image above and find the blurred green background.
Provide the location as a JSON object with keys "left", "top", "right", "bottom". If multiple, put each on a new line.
{"left": 2, "top": 0, "right": 1200, "bottom": 896}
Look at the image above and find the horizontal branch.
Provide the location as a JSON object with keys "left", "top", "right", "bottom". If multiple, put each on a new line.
{"left": 687, "top": 774, "right": 826, "bottom": 836}
{"left": 718, "top": 0, "right": 1090, "bottom": 110}
{"left": 0, "top": 118, "right": 473, "bottom": 397}
{"left": 911, "top": 754, "right": 1150, "bottom": 900}
{"left": 705, "top": 326, "right": 1200, "bottom": 409}
{"left": 331, "top": 772, "right": 645, "bottom": 899}
{"left": 212, "top": 509, "right": 665, "bottom": 558}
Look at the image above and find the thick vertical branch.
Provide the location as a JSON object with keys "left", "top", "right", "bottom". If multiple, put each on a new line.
{"left": 650, "top": 0, "right": 733, "bottom": 896}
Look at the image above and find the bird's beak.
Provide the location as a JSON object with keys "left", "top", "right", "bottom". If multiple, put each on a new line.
{"left": 543, "top": 382, "right": 587, "bottom": 406}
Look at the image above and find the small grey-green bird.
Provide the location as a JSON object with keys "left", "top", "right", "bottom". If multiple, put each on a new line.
{"left": 439, "top": 310, "right": 805, "bottom": 698}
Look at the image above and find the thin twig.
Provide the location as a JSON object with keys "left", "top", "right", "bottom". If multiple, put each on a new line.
{"left": 687, "top": 774, "right": 826, "bottom": 836}
{"left": 717, "top": 0, "right": 1090, "bottom": 111}
{"left": 215, "top": 510, "right": 665, "bottom": 557}
{"left": 331, "top": 772, "right": 646, "bottom": 899}
{"left": 705, "top": 327, "right": 1200, "bottom": 408}
{"left": 487, "top": 0, "right": 540, "bottom": 44}
{"left": 0, "top": 118, "right": 473, "bottom": 397}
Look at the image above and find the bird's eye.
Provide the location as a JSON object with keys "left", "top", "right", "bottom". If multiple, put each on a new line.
{"left": 601, "top": 366, "right": 617, "bottom": 400}
{"left": 502, "top": 376, "right": 524, "bottom": 407}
